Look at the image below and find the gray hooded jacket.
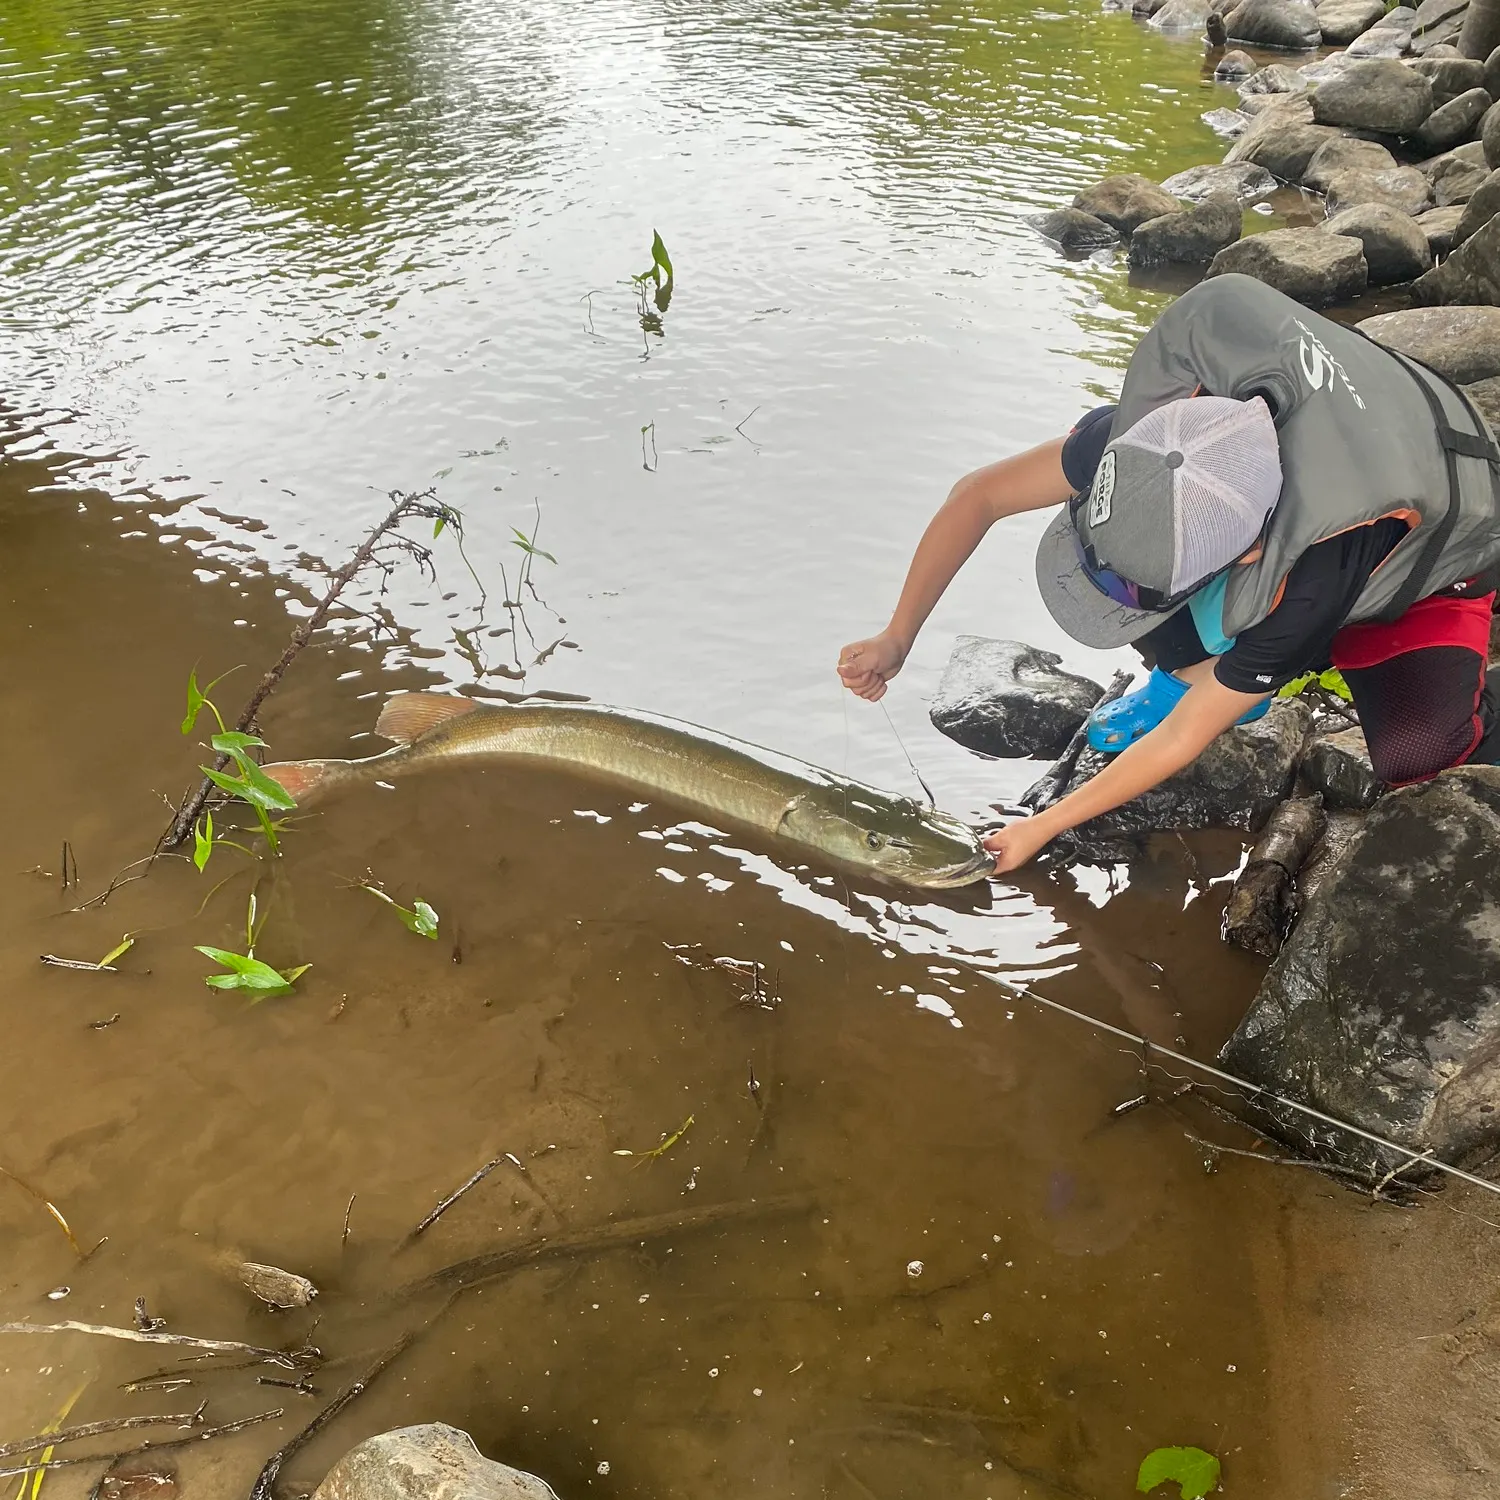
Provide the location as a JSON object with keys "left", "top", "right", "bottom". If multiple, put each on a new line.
{"left": 1113, "top": 275, "right": 1500, "bottom": 639}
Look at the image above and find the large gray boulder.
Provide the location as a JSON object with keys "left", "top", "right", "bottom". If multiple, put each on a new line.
{"left": 1161, "top": 161, "right": 1279, "bottom": 201}
{"left": 1226, "top": 0, "right": 1324, "bottom": 47}
{"left": 1150, "top": 0, "right": 1215, "bottom": 28}
{"left": 1417, "top": 202, "right": 1468, "bottom": 252}
{"left": 1414, "top": 208, "right": 1500, "bottom": 300}
{"left": 1227, "top": 114, "right": 1342, "bottom": 180}
{"left": 1221, "top": 767, "right": 1500, "bottom": 1177}
{"left": 1323, "top": 202, "right": 1433, "bottom": 282}
{"left": 1484, "top": 99, "right": 1500, "bottom": 166}
{"left": 1239, "top": 62, "right": 1312, "bottom": 96}
{"left": 1129, "top": 198, "right": 1244, "bottom": 265}
{"left": 1317, "top": 0, "right": 1387, "bottom": 43}
{"left": 1324, "top": 164, "right": 1435, "bottom": 215}
{"left": 1207, "top": 224, "right": 1369, "bottom": 303}
{"left": 1423, "top": 143, "right": 1490, "bottom": 205}
{"left": 1215, "top": 48, "right": 1259, "bottom": 77}
{"left": 1048, "top": 699, "right": 1314, "bottom": 865}
{"left": 1311, "top": 58, "right": 1435, "bottom": 133}
{"left": 313, "top": 1426, "right": 559, "bottom": 1500}
{"left": 928, "top": 637, "right": 1104, "bottom": 759}
{"left": 1464, "top": 373, "right": 1500, "bottom": 431}
{"left": 1033, "top": 207, "right": 1120, "bottom": 253}
{"left": 1346, "top": 4, "right": 1418, "bottom": 54}
{"left": 1452, "top": 166, "right": 1500, "bottom": 243}
{"left": 1415, "top": 86, "right": 1493, "bottom": 153}
{"left": 1359, "top": 302, "right": 1500, "bottom": 379}
{"left": 1409, "top": 0, "right": 1471, "bottom": 53}
{"left": 1303, "top": 135, "right": 1399, "bottom": 191}
{"left": 1409, "top": 53, "right": 1487, "bottom": 107}
{"left": 1072, "top": 175, "right": 1181, "bottom": 235}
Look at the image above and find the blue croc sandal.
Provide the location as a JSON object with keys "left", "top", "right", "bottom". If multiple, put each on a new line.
{"left": 1086, "top": 667, "right": 1270, "bottom": 754}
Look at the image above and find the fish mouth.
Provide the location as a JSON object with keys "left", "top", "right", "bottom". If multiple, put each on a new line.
{"left": 912, "top": 849, "right": 997, "bottom": 889}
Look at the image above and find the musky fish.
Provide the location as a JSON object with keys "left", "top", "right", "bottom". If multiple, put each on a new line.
{"left": 265, "top": 693, "right": 995, "bottom": 889}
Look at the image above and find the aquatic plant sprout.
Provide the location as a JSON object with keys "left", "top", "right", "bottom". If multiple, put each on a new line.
{"left": 361, "top": 883, "right": 441, "bottom": 940}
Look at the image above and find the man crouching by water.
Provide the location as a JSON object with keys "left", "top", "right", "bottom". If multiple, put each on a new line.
{"left": 838, "top": 275, "right": 1500, "bottom": 874}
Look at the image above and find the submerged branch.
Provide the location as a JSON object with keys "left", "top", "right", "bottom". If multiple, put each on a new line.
{"left": 0, "top": 1319, "right": 307, "bottom": 1368}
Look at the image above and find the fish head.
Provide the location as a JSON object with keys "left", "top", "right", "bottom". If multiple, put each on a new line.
{"left": 780, "top": 789, "right": 994, "bottom": 889}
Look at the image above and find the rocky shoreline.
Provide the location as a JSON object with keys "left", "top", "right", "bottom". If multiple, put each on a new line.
{"left": 930, "top": 635, "right": 1500, "bottom": 1184}
{"left": 1036, "top": 0, "right": 1500, "bottom": 411}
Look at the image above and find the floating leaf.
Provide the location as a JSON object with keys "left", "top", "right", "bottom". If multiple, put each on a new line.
{"left": 362, "top": 884, "right": 440, "bottom": 939}
{"left": 1137, "top": 1446, "right": 1221, "bottom": 1500}
{"left": 96, "top": 935, "right": 135, "bottom": 969}
{"left": 193, "top": 810, "right": 215, "bottom": 872}
{"left": 195, "top": 946, "right": 310, "bottom": 998}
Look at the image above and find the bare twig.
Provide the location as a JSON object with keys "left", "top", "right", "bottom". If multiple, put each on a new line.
{"left": 0, "top": 1408, "right": 284, "bottom": 1481}
{"left": 245, "top": 1331, "right": 416, "bottom": 1500}
{"left": 1179, "top": 1131, "right": 1403, "bottom": 1193}
{"left": 160, "top": 490, "right": 456, "bottom": 849}
{"left": 1019, "top": 671, "right": 1133, "bottom": 813}
{"left": 0, "top": 1320, "right": 306, "bottom": 1368}
{"left": 0, "top": 1164, "right": 84, "bottom": 1258}
{"left": 341, "top": 1193, "right": 356, "bottom": 1250}
{"left": 405, "top": 1156, "right": 507, "bottom": 1243}
{"left": 39, "top": 955, "right": 119, "bottom": 973}
{"left": 399, "top": 1193, "right": 814, "bottom": 1299}
{"left": 0, "top": 1412, "right": 194, "bottom": 1461}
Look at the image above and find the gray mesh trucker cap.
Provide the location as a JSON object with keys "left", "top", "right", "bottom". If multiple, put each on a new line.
{"left": 1035, "top": 394, "right": 1283, "bottom": 650}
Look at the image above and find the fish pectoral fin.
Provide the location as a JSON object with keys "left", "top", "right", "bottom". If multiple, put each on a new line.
{"left": 775, "top": 794, "right": 807, "bottom": 834}
{"left": 375, "top": 692, "right": 483, "bottom": 745}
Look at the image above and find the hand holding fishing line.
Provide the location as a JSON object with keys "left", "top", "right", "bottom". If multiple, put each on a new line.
{"left": 837, "top": 629, "right": 909, "bottom": 702}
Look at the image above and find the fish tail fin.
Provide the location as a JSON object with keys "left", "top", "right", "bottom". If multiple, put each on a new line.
{"left": 261, "top": 759, "right": 346, "bottom": 805}
{"left": 375, "top": 691, "right": 483, "bottom": 745}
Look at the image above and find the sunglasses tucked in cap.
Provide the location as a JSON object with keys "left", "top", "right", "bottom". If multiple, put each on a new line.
{"left": 1034, "top": 394, "right": 1284, "bottom": 650}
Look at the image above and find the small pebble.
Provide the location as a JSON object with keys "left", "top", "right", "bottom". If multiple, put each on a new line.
{"left": 46, "top": 1287, "right": 69, "bottom": 1301}
{"left": 709, "top": 1367, "right": 720, "bottom": 1378}
{"left": 906, "top": 1260, "right": 924, "bottom": 1277}
{"left": 596, "top": 1462, "right": 610, "bottom": 1476}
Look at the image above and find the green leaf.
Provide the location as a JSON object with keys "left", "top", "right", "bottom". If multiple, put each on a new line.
{"left": 97, "top": 934, "right": 134, "bottom": 969}
{"left": 433, "top": 516, "right": 446, "bottom": 538}
{"left": 200, "top": 761, "right": 297, "bottom": 813}
{"left": 193, "top": 811, "right": 214, "bottom": 872}
{"left": 195, "top": 945, "right": 309, "bottom": 997}
{"left": 509, "top": 527, "right": 556, "bottom": 564}
{"left": 650, "top": 229, "right": 673, "bottom": 281}
{"left": 1137, "top": 1446, "right": 1221, "bottom": 1500}
{"left": 211, "top": 731, "right": 268, "bottom": 754}
{"left": 182, "top": 669, "right": 206, "bottom": 735}
{"left": 407, "top": 899, "right": 440, "bottom": 939}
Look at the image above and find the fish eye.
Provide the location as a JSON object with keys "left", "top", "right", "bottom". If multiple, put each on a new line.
{"left": 865, "top": 831, "right": 884, "bottom": 850}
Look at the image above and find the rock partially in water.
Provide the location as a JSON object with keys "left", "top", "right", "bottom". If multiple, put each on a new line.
{"left": 239, "top": 1259, "right": 318, "bottom": 1309}
{"left": 313, "top": 1425, "right": 559, "bottom": 1500}
{"left": 1300, "top": 724, "right": 1382, "bottom": 809}
{"left": 1414, "top": 209, "right": 1500, "bottom": 302}
{"left": 1415, "top": 86, "right": 1493, "bottom": 154}
{"left": 1072, "top": 174, "right": 1181, "bottom": 234}
{"left": 1302, "top": 135, "right": 1399, "bottom": 192}
{"left": 1226, "top": 0, "right": 1323, "bottom": 49}
{"left": 1151, "top": 0, "right": 1215, "bottom": 28}
{"left": 1239, "top": 61, "right": 1312, "bottom": 96}
{"left": 1033, "top": 207, "right": 1120, "bottom": 253}
{"left": 1207, "top": 225, "right": 1368, "bottom": 305}
{"left": 1310, "top": 57, "right": 1435, "bottom": 134}
{"left": 1325, "top": 164, "right": 1435, "bottom": 215}
{"left": 1323, "top": 201, "right": 1433, "bottom": 283}
{"left": 1417, "top": 202, "right": 1467, "bottom": 253}
{"left": 1359, "top": 302, "right": 1500, "bottom": 380}
{"left": 1317, "top": 0, "right": 1387, "bottom": 43}
{"left": 1450, "top": 166, "right": 1500, "bottom": 244}
{"left": 1225, "top": 105, "right": 1338, "bottom": 180}
{"left": 1047, "top": 698, "right": 1314, "bottom": 865}
{"left": 1221, "top": 767, "right": 1500, "bottom": 1176}
{"left": 1161, "top": 161, "right": 1278, "bottom": 201}
{"left": 928, "top": 636, "right": 1105, "bottom": 759}
{"left": 1129, "top": 197, "right": 1243, "bottom": 265}
{"left": 1409, "top": 53, "right": 1487, "bottom": 108}
{"left": 1204, "top": 105, "right": 1255, "bottom": 136}
{"left": 1214, "top": 47, "right": 1258, "bottom": 77}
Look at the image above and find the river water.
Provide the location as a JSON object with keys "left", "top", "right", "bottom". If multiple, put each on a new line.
{"left": 0, "top": 1, "right": 1364, "bottom": 1495}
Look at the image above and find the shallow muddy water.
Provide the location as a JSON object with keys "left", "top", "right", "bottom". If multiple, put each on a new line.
{"left": 0, "top": 0, "right": 1433, "bottom": 1494}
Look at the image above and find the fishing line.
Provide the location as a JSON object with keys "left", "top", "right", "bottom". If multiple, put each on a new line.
{"left": 879, "top": 700, "right": 936, "bottom": 807}
{"left": 981, "top": 969, "right": 1500, "bottom": 1200}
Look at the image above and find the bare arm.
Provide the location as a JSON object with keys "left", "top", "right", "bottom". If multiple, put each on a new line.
{"left": 984, "top": 674, "right": 1271, "bottom": 872}
{"left": 838, "top": 438, "right": 1074, "bottom": 701}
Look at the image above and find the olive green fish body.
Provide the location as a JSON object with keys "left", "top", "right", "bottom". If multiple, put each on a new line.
{"left": 266, "top": 695, "right": 993, "bottom": 889}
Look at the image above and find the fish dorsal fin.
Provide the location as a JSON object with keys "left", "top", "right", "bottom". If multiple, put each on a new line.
{"left": 375, "top": 692, "right": 483, "bottom": 745}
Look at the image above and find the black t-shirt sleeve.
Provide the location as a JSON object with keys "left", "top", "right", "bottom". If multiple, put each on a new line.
{"left": 1059, "top": 405, "right": 1117, "bottom": 494}
{"left": 1214, "top": 518, "right": 1409, "bottom": 693}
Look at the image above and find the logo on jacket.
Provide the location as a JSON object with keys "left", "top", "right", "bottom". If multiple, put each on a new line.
{"left": 1293, "top": 319, "right": 1366, "bottom": 409}
{"left": 1087, "top": 450, "right": 1115, "bottom": 527}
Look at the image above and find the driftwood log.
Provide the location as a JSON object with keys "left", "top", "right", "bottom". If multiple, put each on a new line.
{"left": 1018, "top": 671, "right": 1133, "bottom": 813}
{"left": 1222, "top": 794, "right": 1327, "bottom": 957}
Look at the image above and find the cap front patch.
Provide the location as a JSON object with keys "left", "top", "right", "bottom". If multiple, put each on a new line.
{"left": 1087, "top": 449, "right": 1115, "bottom": 528}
